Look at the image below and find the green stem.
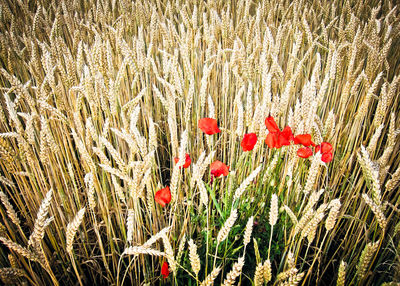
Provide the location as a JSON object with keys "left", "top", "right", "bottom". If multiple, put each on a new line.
{"left": 268, "top": 225, "right": 274, "bottom": 259}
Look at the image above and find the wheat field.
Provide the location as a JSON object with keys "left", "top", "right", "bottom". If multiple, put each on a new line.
{"left": 0, "top": 0, "right": 399, "bottom": 285}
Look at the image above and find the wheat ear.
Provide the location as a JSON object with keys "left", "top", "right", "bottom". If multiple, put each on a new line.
{"left": 217, "top": 209, "right": 238, "bottom": 243}
{"left": 356, "top": 241, "right": 379, "bottom": 280}
{"left": 200, "top": 266, "right": 221, "bottom": 286}
{"left": 268, "top": 194, "right": 278, "bottom": 258}
{"left": 28, "top": 189, "right": 53, "bottom": 250}
{"left": 222, "top": 256, "right": 244, "bottom": 286}
{"left": 66, "top": 207, "right": 86, "bottom": 254}
{"left": 0, "top": 191, "right": 20, "bottom": 226}
{"left": 336, "top": 261, "right": 347, "bottom": 286}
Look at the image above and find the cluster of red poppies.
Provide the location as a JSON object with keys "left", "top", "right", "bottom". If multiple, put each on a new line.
{"left": 263, "top": 116, "right": 333, "bottom": 162}
{"left": 155, "top": 116, "right": 333, "bottom": 278}
{"left": 154, "top": 116, "right": 333, "bottom": 210}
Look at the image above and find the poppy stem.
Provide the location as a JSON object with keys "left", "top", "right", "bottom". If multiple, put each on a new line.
{"left": 213, "top": 242, "right": 219, "bottom": 270}
{"left": 205, "top": 198, "right": 210, "bottom": 281}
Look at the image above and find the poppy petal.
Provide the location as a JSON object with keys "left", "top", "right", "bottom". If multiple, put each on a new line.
{"left": 321, "top": 152, "right": 333, "bottom": 163}
{"left": 293, "top": 134, "right": 313, "bottom": 146}
{"left": 320, "top": 142, "right": 333, "bottom": 154}
{"left": 174, "top": 153, "right": 191, "bottom": 168}
{"left": 161, "top": 262, "right": 169, "bottom": 278}
{"left": 154, "top": 186, "right": 171, "bottom": 207}
{"left": 265, "top": 132, "right": 280, "bottom": 148}
{"left": 265, "top": 116, "right": 280, "bottom": 133}
{"left": 297, "top": 147, "right": 313, "bottom": 158}
{"left": 210, "top": 160, "right": 229, "bottom": 177}
{"left": 198, "top": 118, "right": 221, "bottom": 135}
{"left": 241, "top": 133, "right": 258, "bottom": 151}
{"left": 279, "top": 126, "right": 294, "bottom": 146}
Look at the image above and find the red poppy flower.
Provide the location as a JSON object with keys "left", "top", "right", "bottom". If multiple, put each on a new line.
{"left": 241, "top": 133, "right": 258, "bottom": 151}
{"left": 265, "top": 132, "right": 281, "bottom": 148}
{"left": 315, "top": 142, "right": 333, "bottom": 163}
{"left": 297, "top": 147, "right": 313, "bottom": 158}
{"left": 278, "top": 126, "right": 294, "bottom": 146}
{"left": 265, "top": 116, "right": 280, "bottom": 133}
{"left": 210, "top": 160, "right": 229, "bottom": 177}
{"left": 198, "top": 118, "right": 221, "bottom": 135}
{"left": 174, "top": 153, "right": 191, "bottom": 168}
{"left": 294, "top": 134, "right": 314, "bottom": 147}
{"left": 154, "top": 186, "right": 171, "bottom": 207}
{"left": 161, "top": 261, "right": 169, "bottom": 278}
